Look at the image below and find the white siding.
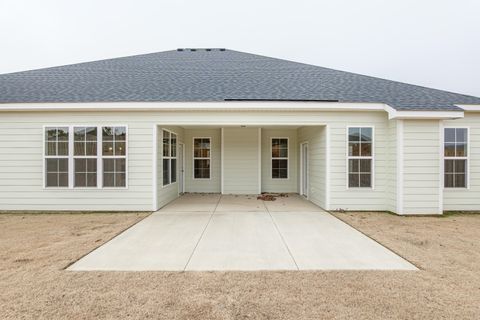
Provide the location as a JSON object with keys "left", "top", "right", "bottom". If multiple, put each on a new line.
{"left": 222, "top": 127, "right": 260, "bottom": 194}
{"left": 386, "top": 120, "right": 397, "bottom": 213}
{"left": 297, "top": 126, "right": 326, "bottom": 209}
{"left": 261, "top": 129, "right": 298, "bottom": 193}
{"left": 402, "top": 120, "right": 441, "bottom": 215}
{"left": 156, "top": 126, "right": 184, "bottom": 210}
{"left": 328, "top": 112, "right": 390, "bottom": 211}
{"left": 184, "top": 129, "right": 221, "bottom": 193}
{"left": 443, "top": 113, "right": 480, "bottom": 211}
{"left": 0, "top": 112, "right": 154, "bottom": 211}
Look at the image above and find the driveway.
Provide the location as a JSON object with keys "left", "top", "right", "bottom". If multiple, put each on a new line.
{"left": 69, "top": 194, "right": 416, "bottom": 271}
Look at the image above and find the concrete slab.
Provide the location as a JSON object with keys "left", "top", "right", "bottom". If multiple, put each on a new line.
{"left": 264, "top": 194, "right": 322, "bottom": 212}
{"left": 68, "top": 212, "right": 211, "bottom": 271}
{"left": 186, "top": 212, "right": 296, "bottom": 270}
{"left": 270, "top": 211, "right": 417, "bottom": 270}
{"left": 69, "top": 194, "right": 417, "bottom": 271}
{"left": 215, "top": 195, "right": 266, "bottom": 212}
{"left": 160, "top": 193, "right": 220, "bottom": 212}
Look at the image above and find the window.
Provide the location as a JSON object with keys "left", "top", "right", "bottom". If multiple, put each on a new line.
{"left": 163, "top": 130, "right": 177, "bottom": 186}
{"left": 45, "top": 127, "right": 69, "bottom": 187}
{"left": 271, "top": 138, "right": 288, "bottom": 179}
{"left": 193, "top": 138, "right": 210, "bottom": 179}
{"left": 347, "top": 127, "right": 373, "bottom": 188}
{"left": 74, "top": 127, "right": 97, "bottom": 187}
{"left": 102, "top": 126, "right": 127, "bottom": 187}
{"left": 444, "top": 128, "right": 468, "bottom": 188}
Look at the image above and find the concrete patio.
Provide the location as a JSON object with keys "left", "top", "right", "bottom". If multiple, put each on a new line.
{"left": 68, "top": 194, "right": 417, "bottom": 271}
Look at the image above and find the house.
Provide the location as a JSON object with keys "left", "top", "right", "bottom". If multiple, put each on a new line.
{"left": 0, "top": 48, "right": 479, "bottom": 215}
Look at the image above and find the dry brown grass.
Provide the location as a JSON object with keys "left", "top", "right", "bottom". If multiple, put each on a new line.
{"left": 1, "top": 211, "right": 479, "bottom": 320}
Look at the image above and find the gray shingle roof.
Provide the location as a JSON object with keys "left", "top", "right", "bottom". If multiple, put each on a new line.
{"left": 0, "top": 48, "right": 479, "bottom": 111}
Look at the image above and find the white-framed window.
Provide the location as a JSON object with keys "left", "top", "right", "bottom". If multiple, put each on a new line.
{"left": 271, "top": 138, "right": 288, "bottom": 179}
{"left": 163, "top": 129, "right": 177, "bottom": 186}
{"left": 347, "top": 127, "right": 373, "bottom": 188}
{"left": 444, "top": 128, "right": 468, "bottom": 188}
{"left": 43, "top": 125, "right": 127, "bottom": 189}
{"left": 44, "top": 127, "right": 69, "bottom": 187}
{"left": 102, "top": 126, "right": 127, "bottom": 188}
{"left": 193, "top": 137, "right": 211, "bottom": 179}
{"left": 74, "top": 127, "right": 98, "bottom": 187}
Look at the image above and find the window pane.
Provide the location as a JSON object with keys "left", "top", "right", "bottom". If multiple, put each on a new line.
{"left": 46, "top": 142, "right": 56, "bottom": 156}
{"left": 57, "top": 128, "right": 69, "bottom": 141}
{"left": 115, "top": 127, "right": 126, "bottom": 141}
{"left": 444, "top": 143, "right": 455, "bottom": 157}
{"left": 115, "top": 142, "right": 126, "bottom": 156}
{"left": 58, "top": 159, "right": 68, "bottom": 172}
{"left": 86, "top": 173, "right": 97, "bottom": 187}
{"left": 75, "top": 173, "right": 86, "bottom": 187}
{"left": 58, "top": 173, "right": 69, "bottom": 187}
{"left": 115, "top": 173, "right": 126, "bottom": 187}
{"left": 87, "top": 159, "right": 97, "bottom": 172}
{"left": 272, "top": 169, "right": 280, "bottom": 179}
{"left": 454, "top": 160, "right": 466, "bottom": 173}
{"left": 103, "top": 173, "right": 114, "bottom": 187}
{"left": 46, "top": 159, "right": 58, "bottom": 172}
{"left": 46, "top": 173, "right": 58, "bottom": 187}
{"left": 360, "top": 128, "right": 372, "bottom": 142}
{"left": 349, "top": 174, "right": 359, "bottom": 188}
{"left": 115, "top": 159, "right": 126, "bottom": 172}
{"left": 103, "top": 159, "right": 114, "bottom": 172}
{"left": 360, "top": 174, "right": 371, "bottom": 187}
{"left": 85, "top": 127, "right": 97, "bottom": 141}
{"left": 456, "top": 143, "right": 466, "bottom": 157}
{"left": 456, "top": 128, "right": 467, "bottom": 143}
{"left": 348, "top": 128, "right": 360, "bottom": 142}
{"left": 163, "top": 131, "right": 170, "bottom": 157}
{"left": 360, "top": 142, "right": 372, "bottom": 156}
{"left": 102, "top": 127, "right": 114, "bottom": 141}
{"left": 194, "top": 159, "right": 210, "bottom": 178}
{"left": 163, "top": 159, "right": 170, "bottom": 185}
{"left": 75, "top": 159, "right": 86, "bottom": 172}
{"left": 171, "top": 159, "right": 177, "bottom": 183}
{"left": 444, "top": 174, "right": 454, "bottom": 188}
{"left": 74, "top": 127, "right": 86, "bottom": 141}
{"left": 278, "top": 169, "right": 288, "bottom": 179}
{"left": 57, "top": 142, "right": 68, "bottom": 156}
{"left": 444, "top": 128, "right": 455, "bottom": 143}
{"left": 74, "top": 142, "right": 84, "bottom": 156}
{"left": 85, "top": 142, "right": 97, "bottom": 156}
{"left": 348, "top": 142, "right": 360, "bottom": 156}
{"left": 46, "top": 128, "right": 57, "bottom": 142}
{"left": 360, "top": 159, "right": 371, "bottom": 173}
{"left": 171, "top": 134, "right": 177, "bottom": 157}
{"left": 455, "top": 173, "right": 466, "bottom": 188}
{"left": 103, "top": 142, "right": 114, "bottom": 156}
{"left": 444, "top": 160, "right": 454, "bottom": 173}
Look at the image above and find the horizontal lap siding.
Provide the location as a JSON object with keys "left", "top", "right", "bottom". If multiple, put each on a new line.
{"left": 0, "top": 112, "right": 154, "bottom": 211}
{"left": 261, "top": 129, "right": 298, "bottom": 193}
{"left": 329, "top": 113, "right": 390, "bottom": 211}
{"left": 184, "top": 129, "right": 221, "bottom": 193}
{"left": 402, "top": 120, "right": 441, "bottom": 214}
{"left": 443, "top": 113, "right": 480, "bottom": 211}
{"left": 223, "top": 128, "right": 259, "bottom": 194}
{"left": 156, "top": 126, "right": 184, "bottom": 210}
{"left": 297, "top": 126, "right": 326, "bottom": 209}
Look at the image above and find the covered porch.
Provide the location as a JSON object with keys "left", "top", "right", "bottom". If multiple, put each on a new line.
{"left": 154, "top": 125, "right": 327, "bottom": 211}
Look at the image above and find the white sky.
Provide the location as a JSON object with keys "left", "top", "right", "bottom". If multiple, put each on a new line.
{"left": 1, "top": 0, "right": 479, "bottom": 97}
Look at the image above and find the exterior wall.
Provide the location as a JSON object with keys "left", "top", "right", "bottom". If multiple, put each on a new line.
{"left": 156, "top": 126, "right": 184, "bottom": 210}
{"left": 328, "top": 112, "right": 391, "bottom": 211}
{"left": 297, "top": 126, "right": 327, "bottom": 209}
{"left": 386, "top": 120, "right": 397, "bottom": 213}
{"left": 0, "top": 112, "right": 154, "bottom": 211}
{"left": 222, "top": 127, "right": 260, "bottom": 194}
{"left": 443, "top": 113, "right": 480, "bottom": 211}
{"left": 183, "top": 129, "right": 221, "bottom": 193}
{"left": 261, "top": 128, "right": 298, "bottom": 193}
{"left": 401, "top": 120, "right": 441, "bottom": 215}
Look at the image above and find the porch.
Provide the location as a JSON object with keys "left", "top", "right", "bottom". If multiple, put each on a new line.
{"left": 69, "top": 194, "right": 416, "bottom": 271}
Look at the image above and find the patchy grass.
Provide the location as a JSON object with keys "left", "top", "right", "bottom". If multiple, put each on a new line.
{"left": 1, "top": 212, "right": 480, "bottom": 319}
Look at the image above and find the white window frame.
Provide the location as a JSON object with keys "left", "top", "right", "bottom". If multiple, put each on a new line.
{"left": 43, "top": 126, "right": 70, "bottom": 189}
{"left": 346, "top": 126, "right": 375, "bottom": 189}
{"left": 42, "top": 124, "right": 128, "bottom": 190}
{"left": 270, "top": 137, "right": 289, "bottom": 180}
{"left": 193, "top": 137, "right": 211, "bottom": 180}
{"left": 73, "top": 126, "right": 99, "bottom": 188}
{"left": 443, "top": 126, "right": 469, "bottom": 189}
{"left": 162, "top": 129, "right": 178, "bottom": 187}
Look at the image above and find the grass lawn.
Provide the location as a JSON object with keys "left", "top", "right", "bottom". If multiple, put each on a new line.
{"left": 1, "top": 212, "right": 479, "bottom": 319}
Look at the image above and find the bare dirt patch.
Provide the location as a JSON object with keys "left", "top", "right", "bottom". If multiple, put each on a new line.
{"left": 1, "top": 212, "right": 479, "bottom": 319}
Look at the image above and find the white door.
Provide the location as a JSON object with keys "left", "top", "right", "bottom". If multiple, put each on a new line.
{"left": 178, "top": 143, "right": 185, "bottom": 194}
{"left": 301, "top": 142, "right": 309, "bottom": 197}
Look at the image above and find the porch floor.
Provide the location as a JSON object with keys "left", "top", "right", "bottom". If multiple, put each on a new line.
{"left": 68, "top": 194, "right": 416, "bottom": 271}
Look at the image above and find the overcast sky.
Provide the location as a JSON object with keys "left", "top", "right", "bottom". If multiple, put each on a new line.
{"left": 1, "top": 0, "right": 479, "bottom": 97}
